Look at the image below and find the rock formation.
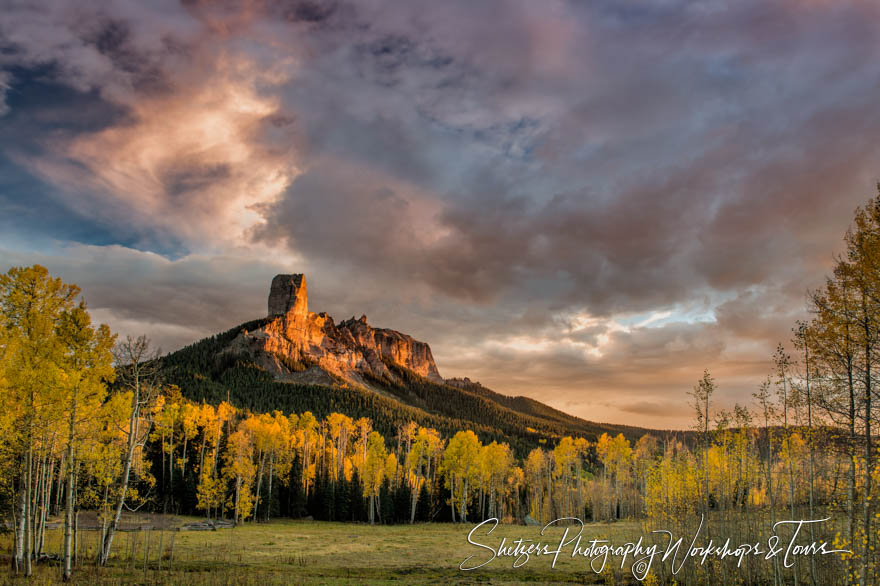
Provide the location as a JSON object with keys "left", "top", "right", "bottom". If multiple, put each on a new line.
{"left": 230, "top": 274, "right": 442, "bottom": 386}
{"left": 268, "top": 274, "right": 307, "bottom": 317}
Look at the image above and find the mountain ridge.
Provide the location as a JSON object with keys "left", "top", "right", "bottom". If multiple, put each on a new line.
{"left": 160, "top": 274, "right": 679, "bottom": 456}
{"left": 227, "top": 273, "right": 443, "bottom": 387}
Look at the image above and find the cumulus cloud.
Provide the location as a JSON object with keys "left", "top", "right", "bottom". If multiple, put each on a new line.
{"left": 0, "top": 1, "right": 302, "bottom": 248}
{"left": 2, "top": 0, "right": 880, "bottom": 427}
{"left": 18, "top": 64, "right": 298, "bottom": 247}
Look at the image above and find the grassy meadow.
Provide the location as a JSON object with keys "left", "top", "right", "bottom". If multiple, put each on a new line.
{"left": 1, "top": 517, "right": 648, "bottom": 585}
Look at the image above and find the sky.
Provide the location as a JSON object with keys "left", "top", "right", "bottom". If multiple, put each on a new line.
{"left": 2, "top": 0, "right": 879, "bottom": 429}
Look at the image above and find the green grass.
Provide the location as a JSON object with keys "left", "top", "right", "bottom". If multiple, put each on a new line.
{"left": 1, "top": 519, "right": 639, "bottom": 585}
{"left": 1, "top": 512, "right": 851, "bottom": 584}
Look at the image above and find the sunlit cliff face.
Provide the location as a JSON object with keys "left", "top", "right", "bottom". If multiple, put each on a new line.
{"left": 2, "top": 0, "right": 880, "bottom": 427}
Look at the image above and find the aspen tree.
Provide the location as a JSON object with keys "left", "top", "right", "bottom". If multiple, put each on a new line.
{"left": 691, "top": 370, "right": 715, "bottom": 522}
{"left": 101, "top": 335, "right": 160, "bottom": 565}
{"left": 57, "top": 303, "right": 115, "bottom": 581}
{"left": 441, "top": 430, "right": 481, "bottom": 523}
{"left": 362, "top": 432, "right": 387, "bottom": 525}
{"left": 794, "top": 321, "right": 819, "bottom": 586}
{"left": 0, "top": 265, "right": 78, "bottom": 575}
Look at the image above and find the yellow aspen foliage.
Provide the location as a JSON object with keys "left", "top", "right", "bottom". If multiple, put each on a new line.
{"left": 222, "top": 429, "right": 256, "bottom": 524}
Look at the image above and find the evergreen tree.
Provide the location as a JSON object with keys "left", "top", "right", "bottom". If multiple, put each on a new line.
{"left": 436, "top": 481, "right": 453, "bottom": 522}
{"left": 287, "top": 452, "right": 306, "bottom": 518}
{"left": 415, "top": 482, "right": 431, "bottom": 522}
{"left": 349, "top": 469, "right": 366, "bottom": 522}
{"left": 379, "top": 479, "right": 393, "bottom": 524}
{"left": 335, "top": 479, "right": 350, "bottom": 522}
{"left": 393, "top": 482, "right": 409, "bottom": 524}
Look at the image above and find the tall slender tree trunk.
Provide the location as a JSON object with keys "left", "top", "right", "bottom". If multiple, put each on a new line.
{"left": 25, "top": 442, "right": 33, "bottom": 576}
{"left": 168, "top": 428, "right": 174, "bottom": 511}
{"left": 32, "top": 446, "right": 43, "bottom": 559}
{"left": 410, "top": 463, "right": 421, "bottom": 524}
{"left": 43, "top": 457, "right": 55, "bottom": 555}
{"left": 160, "top": 432, "right": 166, "bottom": 509}
{"left": 181, "top": 435, "right": 188, "bottom": 483}
{"left": 73, "top": 509, "right": 79, "bottom": 570}
{"left": 781, "top": 366, "right": 798, "bottom": 586}
{"left": 450, "top": 474, "right": 456, "bottom": 523}
{"left": 14, "top": 455, "right": 26, "bottom": 572}
{"left": 63, "top": 394, "right": 77, "bottom": 581}
{"left": 253, "top": 450, "right": 266, "bottom": 522}
{"left": 863, "top": 334, "right": 872, "bottom": 585}
{"left": 100, "top": 483, "right": 109, "bottom": 561}
{"left": 704, "top": 397, "right": 710, "bottom": 523}
{"left": 198, "top": 435, "right": 207, "bottom": 481}
{"left": 32, "top": 447, "right": 43, "bottom": 559}
{"left": 461, "top": 476, "right": 468, "bottom": 523}
{"left": 804, "top": 338, "right": 817, "bottom": 586}
{"left": 764, "top": 402, "right": 779, "bottom": 586}
{"left": 848, "top": 358, "right": 857, "bottom": 586}
{"left": 856, "top": 284, "right": 875, "bottom": 583}
{"left": 265, "top": 455, "right": 274, "bottom": 522}
{"left": 101, "top": 388, "right": 140, "bottom": 565}
{"left": 234, "top": 475, "right": 242, "bottom": 525}
{"left": 487, "top": 482, "right": 494, "bottom": 521}
{"left": 54, "top": 452, "right": 65, "bottom": 516}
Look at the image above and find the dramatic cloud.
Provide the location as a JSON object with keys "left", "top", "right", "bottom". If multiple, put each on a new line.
{"left": 2, "top": 0, "right": 879, "bottom": 427}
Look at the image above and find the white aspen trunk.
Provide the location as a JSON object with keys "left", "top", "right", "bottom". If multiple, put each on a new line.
{"left": 265, "top": 454, "right": 274, "bottom": 522}
{"left": 101, "top": 381, "right": 140, "bottom": 565}
{"left": 461, "top": 475, "right": 468, "bottom": 523}
{"left": 25, "top": 444, "right": 33, "bottom": 576}
{"left": 410, "top": 467, "right": 420, "bottom": 524}
{"left": 42, "top": 456, "right": 55, "bottom": 555}
{"left": 234, "top": 474, "right": 242, "bottom": 525}
{"left": 54, "top": 452, "right": 65, "bottom": 516}
{"left": 253, "top": 450, "right": 266, "bottom": 522}
{"left": 450, "top": 473, "right": 456, "bottom": 524}
{"left": 488, "top": 480, "right": 494, "bottom": 521}
{"left": 168, "top": 427, "right": 174, "bottom": 510}
{"left": 181, "top": 435, "right": 188, "bottom": 481}
{"left": 198, "top": 435, "right": 207, "bottom": 480}
{"left": 32, "top": 447, "right": 44, "bottom": 559}
{"left": 63, "top": 399, "right": 76, "bottom": 581}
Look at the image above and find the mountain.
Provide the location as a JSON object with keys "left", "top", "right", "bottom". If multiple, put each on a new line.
{"left": 228, "top": 274, "right": 442, "bottom": 387}
{"left": 161, "top": 274, "right": 668, "bottom": 457}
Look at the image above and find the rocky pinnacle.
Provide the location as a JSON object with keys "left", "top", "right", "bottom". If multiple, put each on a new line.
{"left": 268, "top": 274, "right": 308, "bottom": 317}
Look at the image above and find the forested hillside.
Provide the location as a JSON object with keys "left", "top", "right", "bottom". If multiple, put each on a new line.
{"left": 160, "top": 320, "right": 661, "bottom": 459}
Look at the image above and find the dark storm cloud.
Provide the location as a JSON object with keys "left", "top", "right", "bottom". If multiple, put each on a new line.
{"left": 2, "top": 0, "right": 879, "bottom": 426}
{"left": 255, "top": 0, "right": 880, "bottom": 316}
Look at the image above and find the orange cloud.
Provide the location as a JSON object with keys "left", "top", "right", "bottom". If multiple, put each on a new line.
{"left": 19, "top": 45, "right": 299, "bottom": 249}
